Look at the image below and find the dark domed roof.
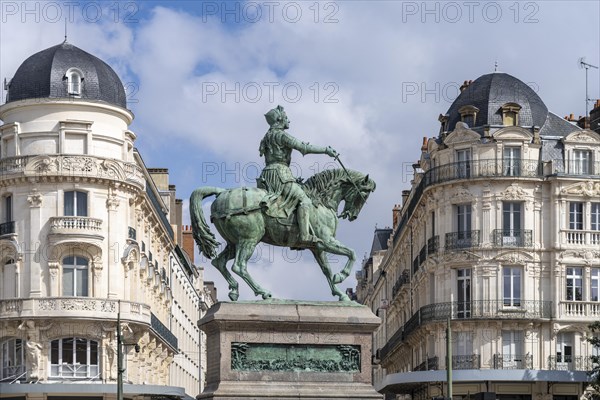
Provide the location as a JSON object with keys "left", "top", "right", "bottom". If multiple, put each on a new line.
{"left": 7, "top": 42, "right": 126, "bottom": 108}
{"left": 446, "top": 73, "right": 548, "bottom": 131}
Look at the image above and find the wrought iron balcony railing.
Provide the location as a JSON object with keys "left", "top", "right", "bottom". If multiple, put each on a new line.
{"left": 491, "top": 229, "right": 533, "bottom": 247}
{"left": 557, "top": 160, "right": 600, "bottom": 176}
{"left": 493, "top": 353, "right": 533, "bottom": 369}
{"left": 445, "top": 230, "right": 480, "bottom": 250}
{"left": 548, "top": 355, "right": 594, "bottom": 371}
{"left": 0, "top": 221, "right": 15, "bottom": 236}
{"left": 452, "top": 354, "right": 480, "bottom": 370}
{"left": 414, "top": 356, "right": 439, "bottom": 371}
{"left": 403, "top": 300, "right": 552, "bottom": 339}
{"left": 427, "top": 235, "right": 439, "bottom": 254}
{"left": 392, "top": 270, "right": 410, "bottom": 298}
{"left": 128, "top": 226, "right": 137, "bottom": 241}
{"left": 379, "top": 326, "right": 404, "bottom": 361}
{"left": 151, "top": 312, "right": 178, "bottom": 350}
{"left": 393, "top": 159, "right": 543, "bottom": 245}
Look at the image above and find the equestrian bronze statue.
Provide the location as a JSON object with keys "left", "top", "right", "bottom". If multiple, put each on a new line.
{"left": 190, "top": 106, "right": 376, "bottom": 301}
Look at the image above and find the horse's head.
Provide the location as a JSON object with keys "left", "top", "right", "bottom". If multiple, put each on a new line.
{"left": 339, "top": 173, "right": 376, "bottom": 221}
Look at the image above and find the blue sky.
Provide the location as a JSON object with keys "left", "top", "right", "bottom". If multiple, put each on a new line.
{"left": 1, "top": 0, "right": 599, "bottom": 301}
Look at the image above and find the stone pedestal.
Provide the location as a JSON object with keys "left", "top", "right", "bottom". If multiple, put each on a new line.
{"left": 198, "top": 300, "right": 382, "bottom": 400}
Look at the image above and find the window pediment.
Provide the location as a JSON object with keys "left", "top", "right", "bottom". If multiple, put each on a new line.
{"left": 492, "top": 126, "right": 533, "bottom": 141}
{"left": 563, "top": 130, "right": 600, "bottom": 144}
{"left": 444, "top": 122, "right": 480, "bottom": 145}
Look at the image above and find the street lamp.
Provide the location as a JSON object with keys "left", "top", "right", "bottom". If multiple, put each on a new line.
{"left": 117, "top": 300, "right": 140, "bottom": 400}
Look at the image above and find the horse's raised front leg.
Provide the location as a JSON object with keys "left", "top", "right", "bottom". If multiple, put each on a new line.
{"left": 231, "top": 241, "right": 272, "bottom": 300}
{"left": 211, "top": 243, "right": 239, "bottom": 301}
{"left": 310, "top": 249, "right": 350, "bottom": 302}
{"left": 317, "top": 238, "right": 356, "bottom": 285}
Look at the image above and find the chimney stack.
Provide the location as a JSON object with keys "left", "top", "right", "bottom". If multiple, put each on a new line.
{"left": 392, "top": 204, "right": 402, "bottom": 229}
{"left": 182, "top": 225, "right": 195, "bottom": 263}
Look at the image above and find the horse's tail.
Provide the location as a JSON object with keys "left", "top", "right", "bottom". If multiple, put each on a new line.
{"left": 189, "top": 187, "right": 225, "bottom": 259}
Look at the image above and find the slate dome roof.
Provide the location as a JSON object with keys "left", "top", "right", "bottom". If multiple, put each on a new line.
{"left": 445, "top": 72, "right": 548, "bottom": 131}
{"left": 6, "top": 42, "right": 127, "bottom": 109}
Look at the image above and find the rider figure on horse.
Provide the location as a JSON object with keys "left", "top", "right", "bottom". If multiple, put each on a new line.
{"left": 258, "top": 105, "right": 338, "bottom": 246}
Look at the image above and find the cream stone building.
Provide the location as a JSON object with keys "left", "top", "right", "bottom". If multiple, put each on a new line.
{"left": 0, "top": 42, "right": 216, "bottom": 399}
{"left": 357, "top": 73, "right": 600, "bottom": 400}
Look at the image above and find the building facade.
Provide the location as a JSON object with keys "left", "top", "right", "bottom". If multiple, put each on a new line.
{"left": 357, "top": 73, "right": 600, "bottom": 400}
{"left": 0, "top": 41, "right": 216, "bottom": 399}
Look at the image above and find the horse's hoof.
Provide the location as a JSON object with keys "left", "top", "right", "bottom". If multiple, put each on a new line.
{"left": 338, "top": 294, "right": 351, "bottom": 302}
{"left": 229, "top": 291, "right": 239, "bottom": 301}
{"left": 332, "top": 273, "right": 346, "bottom": 284}
{"left": 261, "top": 292, "right": 272, "bottom": 300}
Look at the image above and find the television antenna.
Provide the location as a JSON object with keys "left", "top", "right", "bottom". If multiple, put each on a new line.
{"left": 579, "top": 57, "right": 598, "bottom": 120}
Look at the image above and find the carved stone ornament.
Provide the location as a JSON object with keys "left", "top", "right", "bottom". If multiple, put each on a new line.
{"left": 561, "top": 181, "right": 600, "bottom": 197}
{"left": 48, "top": 261, "right": 60, "bottom": 278}
{"left": 500, "top": 183, "right": 527, "bottom": 201}
{"left": 27, "top": 189, "right": 43, "bottom": 207}
{"left": 450, "top": 185, "right": 474, "bottom": 204}
{"left": 444, "top": 122, "right": 481, "bottom": 145}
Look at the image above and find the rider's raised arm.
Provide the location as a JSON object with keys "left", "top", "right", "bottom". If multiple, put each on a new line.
{"left": 281, "top": 132, "right": 337, "bottom": 157}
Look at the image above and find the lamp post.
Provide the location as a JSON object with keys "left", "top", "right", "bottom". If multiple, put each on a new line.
{"left": 117, "top": 300, "right": 140, "bottom": 400}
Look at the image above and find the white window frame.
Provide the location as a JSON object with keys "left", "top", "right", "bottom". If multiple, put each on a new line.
{"left": 457, "top": 268, "right": 471, "bottom": 319}
{"left": 502, "top": 330, "right": 524, "bottom": 368}
{"left": 64, "top": 191, "right": 88, "bottom": 217}
{"left": 572, "top": 149, "right": 592, "bottom": 175}
{"left": 569, "top": 202, "right": 584, "bottom": 230}
{"left": 62, "top": 256, "right": 89, "bottom": 297}
{"left": 592, "top": 268, "right": 600, "bottom": 302}
{"left": 566, "top": 267, "right": 583, "bottom": 301}
{"left": 503, "top": 266, "right": 522, "bottom": 307}
{"left": 456, "top": 149, "right": 471, "bottom": 178}
{"left": 592, "top": 203, "right": 600, "bottom": 231}
{"left": 503, "top": 147, "right": 521, "bottom": 176}
{"left": 49, "top": 338, "right": 99, "bottom": 379}
{"left": 65, "top": 68, "right": 84, "bottom": 96}
{"left": 1, "top": 338, "right": 25, "bottom": 381}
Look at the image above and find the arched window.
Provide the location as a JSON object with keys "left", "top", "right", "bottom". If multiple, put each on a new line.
{"left": 0, "top": 338, "right": 25, "bottom": 381}
{"left": 65, "top": 68, "right": 84, "bottom": 96}
{"left": 62, "top": 256, "right": 89, "bottom": 297}
{"left": 49, "top": 338, "right": 98, "bottom": 378}
{"left": 500, "top": 103, "right": 522, "bottom": 126}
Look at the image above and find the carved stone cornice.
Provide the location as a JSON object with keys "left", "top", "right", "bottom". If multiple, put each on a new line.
{"left": 561, "top": 181, "right": 600, "bottom": 197}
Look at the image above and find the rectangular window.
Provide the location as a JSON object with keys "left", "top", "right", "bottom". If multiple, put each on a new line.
{"left": 592, "top": 268, "right": 600, "bottom": 302}
{"left": 457, "top": 269, "right": 471, "bottom": 318}
{"left": 569, "top": 202, "right": 584, "bottom": 230}
{"left": 572, "top": 150, "right": 592, "bottom": 175}
{"left": 503, "top": 202, "right": 522, "bottom": 245}
{"left": 456, "top": 149, "right": 471, "bottom": 178}
{"left": 4, "top": 195, "right": 12, "bottom": 223}
{"left": 502, "top": 330, "right": 524, "bottom": 360}
{"left": 556, "top": 333, "right": 573, "bottom": 367}
{"left": 503, "top": 147, "right": 521, "bottom": 176}
{"left": 566, "top": 267, "right": 583, "bottom": 301}
{"left": 457, "top": 204, "right": 472, "bottom": 233}
{"left": 64, "top": 191, "right": 87, "bottom": 217}
{"left": 503, "top": 267, "right": 522, "bottom": 307}
{"left": 592, "top": 203, "right": 600, "bottom": 231}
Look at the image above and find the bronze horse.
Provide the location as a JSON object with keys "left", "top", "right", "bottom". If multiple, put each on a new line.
{"left": 190, "top": 168, "right": 376, "bottom": 301}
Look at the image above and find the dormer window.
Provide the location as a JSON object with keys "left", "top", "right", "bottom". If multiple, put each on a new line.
{"left": 65, "top": 68, "right": 84, "bottom": 96}
{"left": 500, "top": 103, "right": 522, "bottom": 126}
{"left": 458, "top": 105, "right": 479, "bottom": 128}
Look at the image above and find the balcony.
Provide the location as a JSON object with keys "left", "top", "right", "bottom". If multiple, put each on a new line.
{"left": 491, "top": 229, "right": 533, "bottom": 247}
{"left": 128, "top": 226, "right": 137, "bottom": 241}
{"left": 557, "top": 160, "right": 600, "bottom": 177}
{"left": 403, "top": 300, "right": 552, "bottom": 339}
{"left": 445, "top": 230, "right": 480, "bottom": 250}
{"left": 49, "top": 217, "right": 103, "bottom": 243}
{"left": 414, "top": 356, "right": 439, "bottom": 371}
{"left": 151, "top": 312, "right": 178, "bottom": 350}
{"left": 452, "top": 354, "right": 480, "bottom": 370}
{"left": 393, "top": 159, "right": 542, "bottom": 245}
{"left": 548, "top": 355, "right": 594, "bottom": 371}
{"left": 561, "top": 230, "right": 600, "bottom": 246}
{"left": 559, "top": 301, "right": 600, "bottom": 320}
{"left": 493, "top": 353, "right": 533, "bottom": 369}
{"left": 427, "top": 235, "right": 439, "bottom": 254}
{"left": 0, "top": 298, "right": 150, "bottom": 324}
{"left": 0, "top": 221, "right": 15, "bottom": 236}
{"left": 424, "top": 159, "right": 542, "bottom": 185}
{"left": 392, "top": 270, "right": 410, "bottom": 298}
